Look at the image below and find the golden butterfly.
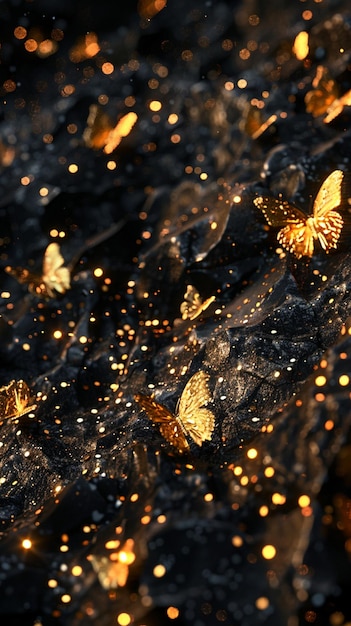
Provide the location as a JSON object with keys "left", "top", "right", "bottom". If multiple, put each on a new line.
{"left": 254, "top": 170, "right": 344, "bottom": 259}
{"left": 89, "top": 538, "right": 135, "bottom": 590}
{"left": 83, "top": 104, "right": 138, "bottom": 154}
{"left": 0, "top": 380, "right": 37, "bottom": 420}
{"left": 305, "top": 65, "right": 351, "bottom": 123}
{"left": 135, "top": 370, "right": 215, "bottom": 453}
{"left": 5, "top": 243, "right": 70, "bottom": 298}
{"left": 180, "top": 285, "right": 215, "bottom": 321}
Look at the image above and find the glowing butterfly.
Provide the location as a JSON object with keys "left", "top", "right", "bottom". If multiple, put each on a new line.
{"left": 305, "top": 65, "right": 351, "bottom": 123}
{"left": 89, "top": 555, "right": 129, "bottom": 590}
{"left": 0, "top": 380, "right": 37, "bottom": 420}
{"left": 180, "top": 285, "right": 215, "bottom": 321}
{"left": 89, "top": 538, "right": 135, "bottom": 590}
{"left": 83, "top": 104, "right": 138, "bottom": 154}
{"left": 135, "top": 370, "right": 215, "bottom": 453}
{"left": 243, "top": 104, "right": 277, "bottom": 140}
{"left": 253, "top": 170, "right": 344, "bottom": 259}
{"left": 6, "top": 243, "right": 70, "bottom": 298}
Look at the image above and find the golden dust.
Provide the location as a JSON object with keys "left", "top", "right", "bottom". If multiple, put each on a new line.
{"left": 247, "top": 447, "right": 258, "bottom": 460}
{"left": 68, "top": 163, "right": 78, "bottom": 174}
{"left": 14, "top": 26, "right": 27, "bottom": 39}
{"left": 101, "top": 62, "right": 114, "bottom": 75}
{"left": 167, "top": 607, "right": 180, "bottom": 619}
{"left": 204, "top": 493, "right": 214, "bottom": 502}
{"left": 61, "top": 594, "right": 71, "bottom": 604}
{"left": 324, "top": 419, "right": 334, "bottom": 431}
{"left": 261, "top": 544, "right": 276, "bottom": 560}
{"left": 168, "top": 113, "right": 178, "bottom": 124}
{"left": 48, "top": 579, "right": 58, "bottom": 588}
{"left": 231, "top": 535, "right": 243, "bottom": 547}
{"left": 22, "top": 538, "right": 32, "bottom": 550}
{"left": 72, "top": 565, "right": 83, "bottom": 576}
{"left": 298, "top": 495, "right": 311, "bottom": 508}
{"left": 254, "top": 170, "right": 344, "bottom": 259}
{"left": 339, "top": 375, "right": 350, "bottom": 386}
{"left": 149, "top": 100, "right": 162, "bottom": 112}
{"left": 256, "top": 597, "right": 270, "bottom": 610}
{"left": 264, "top": 466, "right": 275, "bottom": 478}
{"left": 293, "top": 31, "right": 309, "bottom": 60}
{"left": 272, "top": 493, "right": 286, "bottom": 505}
{"left": 117, "top": 614, "right": 132, "bottom": 626}
{"left": 135, "top": 371, "right": 215, "bottom": 453}
{"left": 153, "top": 564, "right": 166, "bottom": 578}
{"left": 138, "top": 0, "right": 167, "bottom": 19}
{"left": 315, "top": 375, "right": 327, "bottom": 386}
{"left": 259, "top": 505, "right": 269, "bottom": 517}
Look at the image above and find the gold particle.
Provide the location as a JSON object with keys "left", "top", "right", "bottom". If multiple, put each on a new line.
{"left": 272, "top": 493, "right": 286, "bottom": 505}
{"left": 22, "top": 538, "right": 32, "bottom": 550}
{"left": 259, "top": 505, "right": 269, "bottom": 517}
{"left": 153, "top": 564, "right": 166, "bottom": 578}
{"left": 102, "top": 62, "right": 114, "bottom": 75}
{"left": 149, "top": 100, "right": 162, "bottom": 112}
{"left": 298, "top": 495, "right": 311, "bottom": 508}
{"left": 339, "top": 374, "right": 349, "bottom": 386}
{"left": 261, "top": 544, "right": 276, "bottom": 560}
{"left": 167, "top": 607, "right": 180, "bottom": 619}
{"left": 14, "top": 26, "right": 27, "bottom": 39}
{"left": 247, "top": 448, "right": 258, "bottom": 460}
{"left": 61, "top": 594, "right": 71, "bottom": 604}
{"left": 231, "top": 535, "right": 243, "bottom": 547}
{"left": 68, "top": 163, "right": 79, "bottom": 173}
{"left": 256, "top": 597, "right": 270, "bottom": 610}
{"left": 72, "top": 565, "right": 83, "bottom": 576}
{"left": 315, "top": 375, "right": 327, "bottom": 387}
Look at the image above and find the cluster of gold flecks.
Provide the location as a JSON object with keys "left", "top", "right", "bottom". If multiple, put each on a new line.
{"left": 3, "top": 6, "right": 351, "bottom": 624}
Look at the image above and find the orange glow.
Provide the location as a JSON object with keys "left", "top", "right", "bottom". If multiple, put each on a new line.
{"left": 293, "top": 30, "right": 309, "bottom": 61}
{"left": 138, "top": 0, "right": 167, "bottom": 19}
{"left": 103, "top": 112, "right": 138, "bottom": 154}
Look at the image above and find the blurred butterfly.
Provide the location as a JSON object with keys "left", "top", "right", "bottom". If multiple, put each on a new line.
{"left": 89, "top": 538, "right": 135, "bottom": 590}
{"left": 305, "top": 66, "right": 339, "bottom": 117}
{"left": 83, "top": 104, "right": 138, "bottom": 153}
{"left": 180, "top": 285, "right": 215, "bottom": 321}
{"left": 0, "top": 380, "right": 36, "bottom": 420}
{"left": 305, "top": 65, "right": 351, "bottom": 123}
{"left": 6, "top": 243, "right": 70, "bottom": 298}
{"left": 242, "top": 104, "right": 277, "bottom": 140}
{"left": 253, "top": 170, "right": 344, "bottom": 259}
{"left": 135, "top": 370, "right": 215, "bottom": 453}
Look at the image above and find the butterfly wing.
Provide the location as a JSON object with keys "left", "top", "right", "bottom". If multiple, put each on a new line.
{"left": 135, "top": 393, "right": 189, "bottom": 452}
{"left": 42, "top": 243, "right": 71, "bottom": 296}
{"left": 254, "top": 196, "right": 311, "bottom": 257}
{"left": 177, "top": 371, "right": 215, "bottom": 446}
{"left": 313, "top": 170, "right": 343, "bottom": 217}
{"left": 311, "top": 170, "right": 344, "bottom": 253}
{"left": 253, "top": 196, "right": 306, "bottom": 228}
{"left": 0, "top": 380, "right": 36, "bottom": 419}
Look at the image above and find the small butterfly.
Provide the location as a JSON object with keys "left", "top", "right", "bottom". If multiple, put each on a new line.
{"left": 305, "top": 65, "right": 351, "bottom": 123}
{"left": 0, "top": 380, "right": 37, "bottom": 420}
{"left": 253, "top": 170, "right": 344, "bottom": 259}
{"left": 6, "top": 243, "right": 71, "bottom": 298}
{"left": 180, "top": 285, "right": 215, "bottom": 321}
{"left": 89, "top": 555, "right": 129, "bottom": 590}
{"left": 135, "top": 370, "right": 215, "bottom": 453}
{"left": 83, "top": 104, "right": 137, "bottom": 154}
